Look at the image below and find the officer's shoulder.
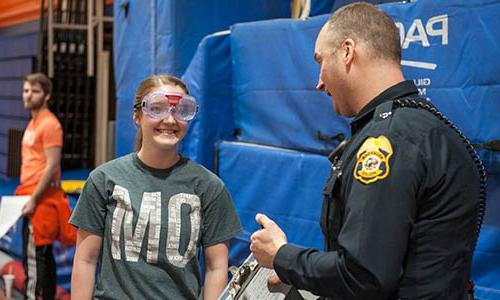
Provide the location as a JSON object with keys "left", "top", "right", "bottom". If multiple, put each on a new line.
{"left": 389, "top": 104, "right": 443, "bottom": 134}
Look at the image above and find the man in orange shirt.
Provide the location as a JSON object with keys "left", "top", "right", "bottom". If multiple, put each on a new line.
{"left": 16, "top": 73, "right": 64, "bottom": 300}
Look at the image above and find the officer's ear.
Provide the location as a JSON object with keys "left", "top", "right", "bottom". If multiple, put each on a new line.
{"left": 341, "top": 38, "right": 355, "bottom": 66}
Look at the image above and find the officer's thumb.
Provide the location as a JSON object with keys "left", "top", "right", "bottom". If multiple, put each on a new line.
{"left": 255, "top": 213, "right": 274, "bottom": 228}
{"left": 268, "top": 273, "right": 282, "bottom": 286}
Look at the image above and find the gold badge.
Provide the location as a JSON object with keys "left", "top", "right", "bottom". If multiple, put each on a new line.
{"left": 354, "top": 135, "right": 393, "bottom": 184}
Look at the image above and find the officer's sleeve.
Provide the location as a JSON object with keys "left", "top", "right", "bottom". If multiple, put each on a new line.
{"left": 274, "top": 133, "right": 423, "bottom": 298}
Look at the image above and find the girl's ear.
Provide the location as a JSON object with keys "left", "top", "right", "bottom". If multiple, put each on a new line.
{"left": 132, "top": 113, "right": 140, "bottom": 127}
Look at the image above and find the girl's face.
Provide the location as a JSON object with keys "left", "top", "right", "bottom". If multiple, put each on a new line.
{"left": 135, "top": 84, "right": 189, "bottom": 153}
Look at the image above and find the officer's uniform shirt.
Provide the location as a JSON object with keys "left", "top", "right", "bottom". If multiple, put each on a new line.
{"left": 273, "top": 80, "right": 481, "bottom": 300}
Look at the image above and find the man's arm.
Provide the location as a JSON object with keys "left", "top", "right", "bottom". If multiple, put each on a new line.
{"left": 71, "top": 229, "right": 102, "bottom": 300}
{"left": 22, "top": 146, "right": 61, "bottom": 215}
{"left": 251, "top": 214, "right": 386, "bottom": 299}
{"left": 203, "top": 241, "right": 230, "bottom": 300}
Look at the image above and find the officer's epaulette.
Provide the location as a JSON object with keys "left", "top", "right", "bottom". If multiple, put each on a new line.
{"left": 374, "top": 101, "right": 394, "bottom": 122}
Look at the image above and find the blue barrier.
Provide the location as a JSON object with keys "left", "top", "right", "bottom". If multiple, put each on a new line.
{"left": 113, "top": 0, "right": 291, "bottom": 157}
{"left": 217, "top": 141, "right": 330, "bottom": 265}
{"left": 181, "top": 31, "right": 236, "bottom": 171}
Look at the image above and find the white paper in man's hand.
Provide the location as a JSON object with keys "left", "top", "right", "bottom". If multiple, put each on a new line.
{"left": 0, "top": 196, "right": 31, "bottom": 239}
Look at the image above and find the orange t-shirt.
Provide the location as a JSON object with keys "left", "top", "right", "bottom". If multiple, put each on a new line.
{"left": 20, "top": 108, "right": 63, "bottom": 187}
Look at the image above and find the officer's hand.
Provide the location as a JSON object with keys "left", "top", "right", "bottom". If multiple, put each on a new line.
{"left": 268, "top": 273, "right": 282, "bottom": 286}
{"left": 250, "top": 213, "right": 287, "bottom": 269}
{"left": 22, "top": 199, "right": 36, "bottom": 216}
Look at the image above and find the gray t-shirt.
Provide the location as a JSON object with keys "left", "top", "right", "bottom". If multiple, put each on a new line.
{"left": 70, "top": 153, "right": 243, "bottom": 300}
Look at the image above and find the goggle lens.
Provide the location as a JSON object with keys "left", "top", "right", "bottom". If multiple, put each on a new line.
{"left": 139, "top": 92, "right": 198, "bottom": 121}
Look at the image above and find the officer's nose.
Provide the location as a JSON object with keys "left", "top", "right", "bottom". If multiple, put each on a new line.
{"left": 316, "top": 78, "right": 325, "bottom": 92}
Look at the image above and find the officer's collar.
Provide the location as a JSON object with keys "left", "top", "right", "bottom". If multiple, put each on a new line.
{"left": 350, "top": 80, "right": 419, "bottom": 134}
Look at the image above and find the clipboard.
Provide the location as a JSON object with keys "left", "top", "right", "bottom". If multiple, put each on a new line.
{"left": 218, "top": 254, "right": 304, "bottom": 300}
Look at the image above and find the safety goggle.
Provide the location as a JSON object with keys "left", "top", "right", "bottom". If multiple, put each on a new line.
{"left": 134, "top": 92, "right": 198, "bottom": 121}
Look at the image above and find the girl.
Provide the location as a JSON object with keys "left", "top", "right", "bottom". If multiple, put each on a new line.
{"left": 70, "top": 74, "right": 242, "bottom": 299}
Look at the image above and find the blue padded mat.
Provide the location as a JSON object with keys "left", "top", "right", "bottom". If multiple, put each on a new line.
{"left": 231, "top": 15, "right": 350, "bottom": 155}
{"left": 113, "top": 0, "right": 292, "bottom": 157}
{"left": 230, "top": 0, "right": 500, "bottom": 170}
{"left": 181, "top": 31, "right": 236, "bottom": 171}
{"left": 217, "top": 141, "right": 330, "bottom": 266}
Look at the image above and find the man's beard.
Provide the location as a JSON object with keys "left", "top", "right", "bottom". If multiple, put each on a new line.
{"left": 24, "top": 100, "right": 44, "bottom": 110}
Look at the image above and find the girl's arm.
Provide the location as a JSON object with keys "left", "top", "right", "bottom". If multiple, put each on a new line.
{"left": 71, "top": 228, "right": 103, "bottom": 300}
{"left": 203, "top": 241, "right": 230, "bottom": 300}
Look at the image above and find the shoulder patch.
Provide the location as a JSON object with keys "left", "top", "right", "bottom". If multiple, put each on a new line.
{"left": 353, "top": 135, "right": 393, "bottom": 184}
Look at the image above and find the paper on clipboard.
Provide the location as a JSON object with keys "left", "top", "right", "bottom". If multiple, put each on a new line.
{"left": 0, "top": 196, "right": 30, "bottom": 239}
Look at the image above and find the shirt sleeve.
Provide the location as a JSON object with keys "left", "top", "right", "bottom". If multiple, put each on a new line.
{"left": 41, "top": 118, "right": 63, "bottom": 148}
{"left": 69, "top": 172, "right": 109, "bottom": 236}
{"left": 274, "top": 133, "right": 424, "bottom": 299}
{"left": 200, "top": 180, "right": 243, "bottom": 247}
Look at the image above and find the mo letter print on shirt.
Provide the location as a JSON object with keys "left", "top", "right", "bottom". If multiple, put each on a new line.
{"left": 110, "top": 185, "right": 201, "bottom": 267}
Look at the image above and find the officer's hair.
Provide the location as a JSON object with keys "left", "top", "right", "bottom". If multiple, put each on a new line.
{"left": 23, "top": 73, "right": 53, "bottom": 96}
{"left": 325, "top": 2, "right": 401, "bottom": 63}
{"left": 133, "top": 74, "right": 190, "bottom": 151}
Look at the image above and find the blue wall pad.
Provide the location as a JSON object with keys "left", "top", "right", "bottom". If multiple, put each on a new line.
{"left": 216, "top": 141, "right": 330, "bottom": 265}
{"left": 230, "top": 0, "right": 500, "bottom": 167}
{"left": 230, "top": 15, "right": 351, "bottom": 155}
{"left": 0, "top": 29, "right": 37, "bottom": 178}
{"left": 181, "top": 31, "right": 235, "bottom": 171}
{"left": 113, "top": 0, "right": 291, "bottom": 157}
{"left": 380, "top": 0, "right": 500, "bottom": 171}
{"left": 472, "top": 171, "right": 500, "bottom": 300}
{"left": 0, "top": 32, "right": 38, "bottom": 60}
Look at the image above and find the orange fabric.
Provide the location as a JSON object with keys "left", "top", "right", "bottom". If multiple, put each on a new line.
{"left": 20, "top": 108, "right": 62, "bottom": 187}
{"left": 0, "top": 0, "right": 42, "bottom": 28}
{"left": 0, "top": 0, "right": 113, "bottom": 28}
{"left": 15, "top": 184, "right": 76, "bottom": 246}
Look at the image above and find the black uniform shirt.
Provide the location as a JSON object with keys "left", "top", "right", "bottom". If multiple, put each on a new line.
{"left": 274, "top": 80, "right": 481, "bottom": 300}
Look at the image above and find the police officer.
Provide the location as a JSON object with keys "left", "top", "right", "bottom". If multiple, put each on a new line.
{"left": 250, "top": 2, "right": 485, "bottom": 299}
